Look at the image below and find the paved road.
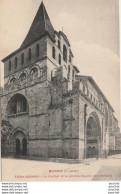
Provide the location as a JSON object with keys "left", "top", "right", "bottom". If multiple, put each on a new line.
{"left": 1, "top": 154, "right": 121, "bottom": 181}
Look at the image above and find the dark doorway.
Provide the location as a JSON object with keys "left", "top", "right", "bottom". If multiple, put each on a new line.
{"left": 16, "top": 138, "right": 21, "bottom": 156}
{"left": 87, "top": 146, "right": 91, "bottom": 158}
{"left": 87, "top": 146, "right": 98, "bottom": 158}
{"left": 86, "top": 115, "right": 100, "bottom": 158}
{"left": 22, "top": 138, "right": 27, "bottom": 156}
{"left": 92, "top": 146, "right": 97, "bottom": 158}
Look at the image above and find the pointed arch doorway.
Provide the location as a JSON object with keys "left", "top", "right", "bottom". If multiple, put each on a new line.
{"left": 13, "top": 129, "right": 27, "bottom": 157}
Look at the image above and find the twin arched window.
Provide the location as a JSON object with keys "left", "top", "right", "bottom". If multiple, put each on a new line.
{"left": 30, "top": 67, "right": 38, "bottom": 80}
{"left": 10, "top": 77, "right": 16, "bottom": 84}
{"left": 9, "top": 67, "right": 39, "bottom": 85}
{"left": 8, "top": 44, "right": 40, "bottom": 73}
{"left": 19, "top": 73, "right": 26, "bottom": 83}
{"left": 52, "top": 44, "right": 67, "bottom": 64}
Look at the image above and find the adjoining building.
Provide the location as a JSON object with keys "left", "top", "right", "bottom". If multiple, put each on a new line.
{"left": 109, "top": 116, "right": 121, "bottom": 154}
{"left": 1, "top": 2, "right": 120, "bottom": 160}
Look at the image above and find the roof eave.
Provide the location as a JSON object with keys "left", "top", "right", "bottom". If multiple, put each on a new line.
{"left": 2, "top": 32, "right": 55, "bottom": 63}
{"left": 59, "top": 31, "right": 71, "bottom": 47}
{"left": 73, "top": 65, "right": 80, "bottom": 73}
{"left": 76, "top": 75, "right": 114, "bottom": 112}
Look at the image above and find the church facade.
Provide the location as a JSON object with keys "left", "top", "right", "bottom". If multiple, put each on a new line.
{"left": 1, "top": 2, "right": 119, "bottom": 160}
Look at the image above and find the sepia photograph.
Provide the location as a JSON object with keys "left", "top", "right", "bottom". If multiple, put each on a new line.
{"left": 0, "top": 0, "right": 121, "bottom": 181}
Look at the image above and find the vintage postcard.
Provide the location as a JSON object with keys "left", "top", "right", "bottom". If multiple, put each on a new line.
{"left": 0, "top": 0, "right": 121, "bottom": 181}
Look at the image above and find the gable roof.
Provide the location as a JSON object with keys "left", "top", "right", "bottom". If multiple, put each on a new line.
{"left": 76, "top": 75, "right": 114, "bottom": 112}
{"left": 20, "top": 2, "right": 55, "bottom": 49}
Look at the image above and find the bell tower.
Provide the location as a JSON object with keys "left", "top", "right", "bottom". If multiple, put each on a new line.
{"left": 1, "top": 2, "right": 79, "bottom": 158}
{"left": 2, "top": 2, "right": 56, "bottom": 89}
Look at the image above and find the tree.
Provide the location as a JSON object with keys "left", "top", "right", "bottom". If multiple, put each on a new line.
{"left": 1, "top": 119, "right": 14, "bottom": 140}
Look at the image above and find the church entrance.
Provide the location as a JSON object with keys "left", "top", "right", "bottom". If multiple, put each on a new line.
{"left": 16, "top": 138, "right": 21, "bottom": 156}
{"left": 14, "top": 130, "right": 27, "bottom": 157}
{"left": 87, "top": 145, "right": 98, "bottom": 158}
{"left": 86, "top": 113, "right": 101, "bottom": 158}
{"left": 22, "top": 138, "right": 27, "bottom": 156}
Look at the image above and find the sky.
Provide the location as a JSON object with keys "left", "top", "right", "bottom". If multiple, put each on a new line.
{"left": 0, "top": 0, "right": 120, "bottom": 123}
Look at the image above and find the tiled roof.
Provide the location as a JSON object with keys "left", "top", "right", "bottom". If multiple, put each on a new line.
{"left": 20, "top": 2, "right": 55, "bottom": 49}
{"left": 76, "top": 75, "right": 114, "bottom": 112}
{"left": 2, "top": 2, "right": 55, "bottom": 62}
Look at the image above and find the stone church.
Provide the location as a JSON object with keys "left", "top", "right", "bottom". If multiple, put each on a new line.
{"left": 1, "top": 2, "right": 119, "bottom": 160}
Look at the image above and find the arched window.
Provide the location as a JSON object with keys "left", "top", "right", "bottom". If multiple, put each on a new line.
{"left": 10, "top": 77, "right": 16, "bottom": 84}
{"left": 30, "top": 67, "right": 38, "bottom": 80}
{"left": 21, "top": 53, "right": 24, "bottom": 65}
{"left": 36, "top": 44, "right": 39, "bottom": 57}
{"left": 105, "top": 112, "right": 108, "bottom": 126}
{"left": 72, "top": 69, "right": 74, "bottom": 78}
{"left": 19, "top": 73, "right": 26, "bottom": 83}
{"left": 67, "top": 65, "right": 70, "bottom": 80}
{"left": 58, "top": 40, "right": 61, "bottom": 49}
{"left": 68, "top": 65, "right": 70, "bottom": 74}
{"left": 52, "top": 46, "right": 55, "bottom": 59}
{"left": 9, "top": 61, "right": 11, "bottom": 71}
{"left": 69, "top": 55, "right": 71, "bottom": 63}
{"left": 83, "top": 85, "right": 85, "bottom": 93}
{"left": 63, "top": 45, "right": 67, "bottom": 62}
{"left": 7, "top": 94, "right": 28, "bottom": 115}
{"left": 28, "top": 48, "right": 31, "bottom": 61}
{"left": 15, "top": 57, "right": 17, "bottom": 69}
{"left": 59, "top": 54, "right": 61, "bottom": 65}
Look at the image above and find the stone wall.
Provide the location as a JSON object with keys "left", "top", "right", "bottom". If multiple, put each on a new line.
{"left": 4, "top": 36, "right": 47, "bottom": 78}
